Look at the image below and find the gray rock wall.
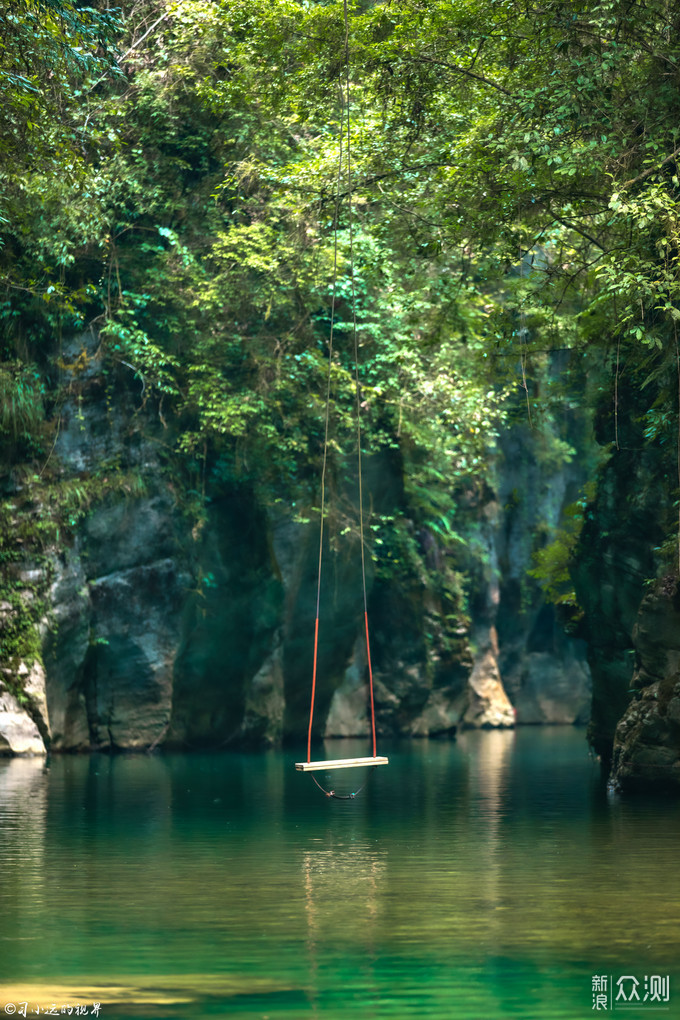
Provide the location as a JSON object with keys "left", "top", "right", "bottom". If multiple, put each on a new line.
{"left": 493, "top": 425, "right": 592, "bottom": 726}
{"left": 609, "top": 577, "right": 680, "bottom": 791}
{"left": 0, "top": 333, "right": 594, "bottom": 755}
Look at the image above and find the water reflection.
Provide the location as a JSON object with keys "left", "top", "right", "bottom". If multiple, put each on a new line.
{"left": 0, "top": 732, "right": 679, "bottom": 1020}
{"left": 0, "top": 758, "right": 48, "bottom": 921}
{"left": 459, "top": 729, "right": 515, "bottom": 947}
{"left": 461, "top": 727, "right": 514, "bottom": 829}
{"left": 302, "top": 843, "right": 386, "bottom": 942}
{"left": 302, "top": 841, "right": 387, "bottom": 1016}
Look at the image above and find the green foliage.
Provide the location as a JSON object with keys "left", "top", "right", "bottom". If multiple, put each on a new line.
{"left": 0, "top": 464, "right": 148, "bottom": 681}
{"left": 529, "top": 482, "right": 597, "bottom": 611}
{"left": 0, "top": 362, "right": 44, "bottom": 441}
{"left": 2, "top": 0, "right": 680, "bottom": 675}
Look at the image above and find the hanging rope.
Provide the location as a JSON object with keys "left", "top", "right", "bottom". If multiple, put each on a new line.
{"left": 306, "top": 91, "right": 344, "bottom": 767}
{"left": 310, "top": 772, "right": 371, "bottom": 800}
{"left": 344, "top": 0, "right": 378, "bottom": 760}
{"left": 518, "top": 192, "right": 533, "bottom": 428}
{"left": 306, "top": 0, "right": 378, "bottom": 772}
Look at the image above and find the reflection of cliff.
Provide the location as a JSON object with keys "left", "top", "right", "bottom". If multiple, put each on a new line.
{"left": 464, "top": 728, "right": 515, "bottom": 821}
{"left": 460, "top": 729, "right": 515, "bottom": 917}
{"left": 0, "top": 759, "right": 48, "bottom": 932}
{"left": 302, "top": 843, "right": 386, "bottom": 944}
{"left": 302, "top": 841, "right": 386, "bottom": 1015}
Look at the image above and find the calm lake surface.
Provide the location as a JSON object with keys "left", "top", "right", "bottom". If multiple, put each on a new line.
{"left": 1, "top": 728, "right": 679, "bottom": 1019}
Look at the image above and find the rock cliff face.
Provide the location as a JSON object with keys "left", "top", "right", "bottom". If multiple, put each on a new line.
{"left": 0, "top": 672, "right": 46, "bottom": 755}
{"left": 492, "top": 426, "right": 592, "bottom": 727}
{"left": 571, "top": 377, "right": 680, "bottom": 791}
{"left": 0, "top": 333, "right": 592, "bottom": 755}
{"left": 36, "top": 336, "right": 195, "bottom": 752}
{"left": 609, "top": 577, "right": 680, "bottom": 791}
{"left": 572, "top": 450, "right": 661, "bottom": 764}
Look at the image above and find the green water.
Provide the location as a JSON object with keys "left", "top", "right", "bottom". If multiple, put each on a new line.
{"left": 1, "top": 728, "right": 679, "bottom": 1019}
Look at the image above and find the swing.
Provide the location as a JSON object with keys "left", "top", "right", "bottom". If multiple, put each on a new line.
{"left": 295, "top": 0, "right": 388, "bottom": 792}
{"left": 296, "top": 757, "right": 389, "bottom": 773}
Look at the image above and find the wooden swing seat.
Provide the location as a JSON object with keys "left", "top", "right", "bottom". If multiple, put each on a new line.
{"left": 295, "top": 756, "right": 389, "bottom": 772}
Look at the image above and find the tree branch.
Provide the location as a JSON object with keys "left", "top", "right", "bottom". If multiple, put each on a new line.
{"left": 87, "top": 11, "right": 169, "bottom": 94}
{"left": 117, "top": 12, "right": 169, "bottom": 67}
{"left": 548, "top": 212, "right": 607, "bottom": 251}
{"left": 410, "top": 55, "right": 513, "bottom": 97}
{"left": 621, "top": 144, "right": 680, "bottom": 190}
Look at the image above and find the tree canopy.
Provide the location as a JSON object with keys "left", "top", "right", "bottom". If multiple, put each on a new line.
{"left": 2, "top": 0, "right": 680, "bottom": 599}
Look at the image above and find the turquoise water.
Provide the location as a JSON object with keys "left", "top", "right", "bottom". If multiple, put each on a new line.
{"left": 1, "top": 728, "right": 679, "bottom": 1019}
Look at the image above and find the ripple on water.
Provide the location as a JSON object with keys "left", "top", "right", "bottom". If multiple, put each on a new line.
{"left": 1, "top": 729, "right": 679, "bottom": 1020}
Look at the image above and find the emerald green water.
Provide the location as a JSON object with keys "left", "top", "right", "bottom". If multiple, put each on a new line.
{"left": 1, "top": 728, "right": 679, "bottom": 1019}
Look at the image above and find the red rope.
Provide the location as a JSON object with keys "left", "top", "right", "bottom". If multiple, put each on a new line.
{"left": 344, "top": 0, "right": 377, "bottom": 761}
{"left": 365, "top": 611, "right": 377, "bottom": 758}
{"left": 307, "top": 616, "right": 319, "bottom": 763}
{"left": 305, "top": 0, "right": 379, "bottom": 770}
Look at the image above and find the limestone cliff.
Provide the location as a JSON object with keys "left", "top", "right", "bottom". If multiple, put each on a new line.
{"left": 571, "top": 373, "right": 680, "bottom": 791}
{"left": 0, "top": 333, "right": 592, "bottom": 755}
{"left": 609, "top": 576, "right": 680, "bottom": 791}
{"left": 489, "top": 425, "right": 592, "bottom": 727}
